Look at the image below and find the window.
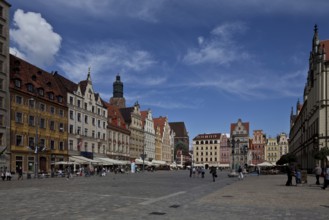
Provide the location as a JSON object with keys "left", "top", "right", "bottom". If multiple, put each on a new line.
{"left": 40, "top": 103, "right": 45, "bottom": 111}
{"left": 84, "top": 103, "right": 87, "bottom": 110}
{"left": 50, "top": 121, "right": 55, "bottom": 130}
{"left": 57, "top": 96, "right": 63, "bottom": 103}
{"left": 98, "top": 120, "right": 100, "bottom": 128}
{"left": 77, "top": 100, "right": 81, "bottom": 107}
{"left": 97, "top": 132, "right": 100, "bottom": 139}
{"left": 77, "top": 113, "right": 81, "bottom": 122}
{"left": 38, "top": 88, "right": 44, "bottom": 96}
{"left": 77, "top": 127, "right": 81, "bottom": 134}
{"left": 92, "top": 118, "right": 95, "bottom": 126}
{"left": 69, "top": 140, "right": 73, "bottom": 151}
{"left": 40, "top": 118, "right": 46, "bottom": 128}
{"left": 15, "top": 80, "right": 21, "bottom": 88}
{"left": 59, "top": 109, "right": 64, "bottom": 117}
{"left": 0, "top": 115, "right": 3, "bottom": 127}
{"left": 59, "top": 142, "right": 64, "bottom": 151}
{"left": 40, "top": 139, "right": 45, "bottom": 148}
{"left": 16, "top": 135, "right": 23, "bottom": 146}
{"left": 48, "top": 92, "right": 54, "bottom": 100}
{"left": 28, "top": 137, "right": 34, "bottom": 147}
{"left": 0, "top": 79, "right": 3, "bottom": 90}
{"left": 0, "top": 24, "right": 3, "bottom": 36}
{"left": 84, "top": 128, "right": 88, "bottom": 136}
{"left": 0, "top": 97, "right": 3, "bottom": 108}
{"left": 27, "top": 84, "right": 34, "bottom": 92}
{"left": 69, "top": 96, "right": 73, "bottom": 105}
{"left": 69, "top": 125, "right": 73, "bottom": 134}
{"left": 70, "top": 110, "right": 74, "bottom": 120}
{"left": 15, "top": 96, "right": 22, "bottom": 104}
{"left": 49, "top": 107, "right": 55, "bottom": 114}
{"left": 15, "top": 112, "right": 23, "bottom": 123}
{"left": 59, "top": 123, "right": 64, "bottom": 132}
{"left": 85, "top": 115, "right": 88, "bottom": 124}
{"left": 92, "top": 130, "right": 95, "bottom": 138}
{"left": 50, "top": 140, "right": 55, "bottom": 150}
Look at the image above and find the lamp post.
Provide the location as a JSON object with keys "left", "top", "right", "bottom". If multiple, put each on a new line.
{"left": 228, "top": 138, "right": 238, "bottom": 177}
{"left": 29, "top": 98, "right": 39, "bottom": 178}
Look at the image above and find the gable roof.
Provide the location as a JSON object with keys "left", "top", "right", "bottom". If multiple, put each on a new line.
{"left": 119, "top": 107, "right": 134, "bottom": 124}
{"left": 193, "top": 133, "right": 221, "bottom": 141}
{"left": 153, "top": 116, "right": 167, "bottom": 138}
{"left": 169, "top": 122, "right": 188, "bottom": 138}
{"left": 103, "top": 101, "right": 130, "bottom": 133}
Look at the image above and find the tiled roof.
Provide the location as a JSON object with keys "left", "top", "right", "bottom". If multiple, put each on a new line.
{"left": 193, "top": 133, "right": 221, "bottom": 141}
{"left": 104, "top": 101, "right": 130, "bottom": 133}
{"left": 140, "top": 110, "right": 148, "bottom": 127}
{"left": 10, "top": 54, "right": 66, "bottom": 105}
{"left": 321, "top": 40, "right": 329, "bottom": 61}
{"left": 230, "top": 121, "right": 250, "bottom": 135}
{"left": 53, "top": 72, "right": 78, "bottom": 93}
{"left": 119, "top": 107, "right": 134, "bottom": 124}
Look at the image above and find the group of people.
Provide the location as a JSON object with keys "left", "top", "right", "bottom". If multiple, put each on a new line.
{"left": 189, "top": 166, "right": 206, "bottom": 178}
{"left": 313, "top": 164, "right": 329, "bottom": 190}
{"left": 286, "top": 163, "right": 329, "bottom": 189}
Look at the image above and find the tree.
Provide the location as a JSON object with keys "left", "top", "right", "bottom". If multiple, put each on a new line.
{"left": 277, "top": 153, "right": 297, "bottom": 165}
{"left": 314, "top": 146, "right": 329, "bottom": 161}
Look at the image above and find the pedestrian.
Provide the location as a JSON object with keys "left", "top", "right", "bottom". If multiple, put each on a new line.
{"left": 285, "top": 164, "right": 294, "bottom": 186}
{"left": 192, "top": 167, "right": 196, "bottom": 177}
{"left": 17, "top": 166, "right": 23, "bottom": 180}
{"left": 313, "top": 164, "right": 321, "bottom": 185}
{"left": 1, "top": 169, "right": 5, "bottom": 181}
{"left": 256, "top": 166, "right": 260, "bottom": 176}
{"left": 201, "top": 166, "right": 205, "bottom": 178}
{"left": 238, "top": 165, "right": 244, "bottom": 180}
{"left": 6, "top": 170, "right": 11, "bottom": 181}
{"left": 321, "top": 164, "right": 329, "bottom": 190}
{"left": 189, "top": 166, "right": 192, "bottom": 178}
{"left": 295, "top": 166, "right": 301, "bottom": 185}
{"left": 209, "top": 166, "right": 217, "bottom": 182}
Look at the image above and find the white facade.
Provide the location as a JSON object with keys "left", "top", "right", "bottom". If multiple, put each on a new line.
{"left": 143, "top": 110, "right": 155, "bottom": 160}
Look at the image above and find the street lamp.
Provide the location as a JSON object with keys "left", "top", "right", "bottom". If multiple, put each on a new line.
{"left": 228, "top": 138, "right": 239, "bottom": 177}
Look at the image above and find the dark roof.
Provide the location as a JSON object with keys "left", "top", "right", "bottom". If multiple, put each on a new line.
{"left": 193, "top": 133, "right": 221, "bottom": 141}
{"left": 119, "top": 107, "right": 134, "bottom": 124}
{"left": 103, "top": 101, "right": 130, "bottom": 134}
{"left": 53, "top": 72, "right": 78, "bottom": 93}
{"left": 10, "top": 54, "right": 66, "bottom": 105}
{"left": 169, "top": 122, "right": 188, "bottom": 138}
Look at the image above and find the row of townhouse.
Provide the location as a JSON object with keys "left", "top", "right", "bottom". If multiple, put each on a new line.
{"left": 7, "top": 54, "right": 176, "bottom": 174}
{"left": 192, "top": 119, "right": 289, "bottom": 169}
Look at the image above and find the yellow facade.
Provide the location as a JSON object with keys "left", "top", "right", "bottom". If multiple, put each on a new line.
{"left": 10, "top": 93, "right": 68, "bottom": 174}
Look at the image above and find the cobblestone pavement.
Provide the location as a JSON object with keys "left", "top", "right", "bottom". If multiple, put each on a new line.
{"left": 0, "top": 171, "right": 328, "bottom": 220}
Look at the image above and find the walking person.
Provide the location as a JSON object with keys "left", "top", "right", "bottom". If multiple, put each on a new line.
{"left": 5, "top": 170, "right": 11, "bottom": 181}
{"left": 313, "top": 164, "right": 322, "bottom": 185}
{"left": 238, "top": 165, "right": 244, "bottom": 180}
{"left": 17, "top": 166, "right": 23, "bottom": 180}
{"left": 285, "top": 164, "right": 294, "bottom": 186}
{"left": 321, "top": 164, "right": 329, "bottom": 190}
{"left": 201, "top": 166, "right": 205, "bottom": 178}
{"left": 1, "top": 167, "right": 5, "bottom": 181}
{"left": 209, "top": 166, "right": 217, "bottom": 182}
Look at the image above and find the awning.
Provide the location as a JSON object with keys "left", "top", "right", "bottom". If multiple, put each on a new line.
{"left": 95, "top": 157, "right": 128, "bottom": 165}
{"left": 217, "top": 164, "right": 230, "bottom": 167}
{"left": 52, "top": 161, "right": 80, "bottom": 165}
{"left": 135, "top": 158, "right": 152, "bottom": 166}
{"left": 69, "top": 156, "right": 100, "bottom": 164}
{"left": 151, "top": 160, "right": 167, "bottom": 165}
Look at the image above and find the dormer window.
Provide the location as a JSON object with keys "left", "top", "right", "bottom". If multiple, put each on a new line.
{"left": 32, "top": 75, "right": 37, "bottom": 81}
{"left": 47, "top": 82, "right": 52, "bottom": 87}
{"left": 27, "top": 84, "right": 34, "bottom": 92}
{"left": 14, "top": 79, "right": 21, "bottom": 88}
{"left": 38, "top": 88, "right": 44, "bottom": 96}
{"left": 57, "top": 96, "right": 63, "bottom": 103}
{"left": 48, "top": 92, "right": 54, "bottom": 100}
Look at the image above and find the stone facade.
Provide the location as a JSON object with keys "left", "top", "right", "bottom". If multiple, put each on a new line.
{"left": 0, "top": 0, "right": 10, "bottom": 169}
{"left": 141, "top": 110, "right": 155, "bottom": 161}
{"left": 54, "top": 71, "right": 107, "bottom": 159}
{"left": 219, "top": 134, "right": 230, "bottom": 166}
{"left": 9, "top": 55, "right": 68, "bottom": 174}
{"left": 230, "top": 119, "right": 249, "bottom": 169}
{"left": 251, "top": 130, "right": 266, "bottom": 165}
{"left": 289, "top": 25, "right": 329, "bottom": 171}
{"left": 192, "top": 133, "right": 221, "bottom": 167}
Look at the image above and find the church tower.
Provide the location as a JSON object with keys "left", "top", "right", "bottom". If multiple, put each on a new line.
{"left": 110, "top": 74, "right": 126, "bottom": 108}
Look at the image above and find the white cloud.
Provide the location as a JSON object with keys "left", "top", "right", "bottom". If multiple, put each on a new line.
{"left": 58, "top": 42, "right": 158, "bottom": 83}
{"left": 183, "top": 22, "right": 250, "bottom": 65}
{"left": 10, "top": 9, "right": 62, "bottom": 67}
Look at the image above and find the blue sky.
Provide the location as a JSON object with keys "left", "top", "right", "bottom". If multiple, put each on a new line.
{"left": 9, "top": 0, "right": 329, "bottom": 143}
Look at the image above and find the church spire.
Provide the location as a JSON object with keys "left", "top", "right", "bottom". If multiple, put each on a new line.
{"left": 313, "top": 24, "right": 320, "bottom": 53}
{"left": 113, "top": 74, "right": 123, "bottom": 98}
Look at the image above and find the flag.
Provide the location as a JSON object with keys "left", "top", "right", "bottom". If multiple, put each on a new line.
{"left": 34, "top": 146, "right": 38, "bottom": 154}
